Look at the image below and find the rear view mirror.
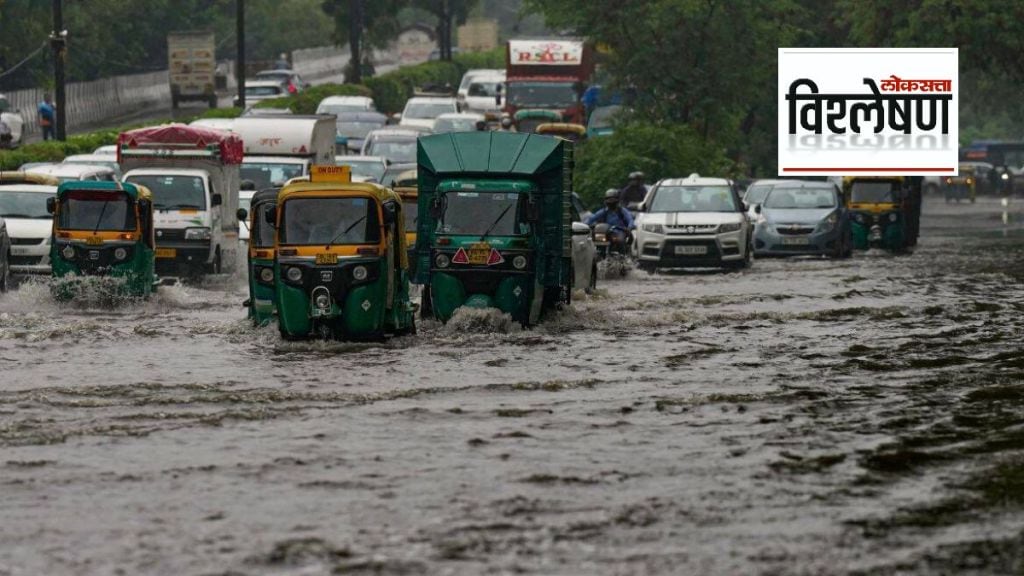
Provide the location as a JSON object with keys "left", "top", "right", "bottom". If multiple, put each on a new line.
{"left": 211, "top": 193, "right": 223, "bottom": 207}
{"left": 495, "top": 84, "right": 503, "bottom": 107}
{"left": 236, "top": 208, "right": 248, "bottom": 222}
{"left": 754, "top": 204, "right": 762, "bottom": 214}
{"left": 526, "top": 196, "right": 540, "bottom": 222}
{"left": 382, "top": 200, "right": 398, "bottom": 225}
{"left": 571, "top": 222, "right": 590, "bottom": 236}
{"left": 46, "top": 197, "right": 56, "bottom": 214}
{"left": 264, "top": 206, "right": 277, "bottom": 226}
{"left": 429, "top": 196, "right": 444, "bottom": 219}
{"left": 635, "top": 202, "right": 645, "bottom": 212}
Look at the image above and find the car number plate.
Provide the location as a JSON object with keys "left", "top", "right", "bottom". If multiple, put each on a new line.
{"left": 782, "top": 237, "right": 810, "bottom": 245}
{"left": 155, "top": 248, "right": 176, "bottom": 259}
{"left": 468, "top": 242, "right": 491, "bottom": 265}
{"left": 315, "top": 253, "right": 338, "bottom": 265}
{"left": 675, "top": 245, "right": 707, "bottom": 255}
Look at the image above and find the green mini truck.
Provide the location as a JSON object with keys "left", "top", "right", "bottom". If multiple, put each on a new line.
{"left": 415, "top": 132, "right": 573, "bottom": 327}
{"left": 48, "top": 181, "right": 158, "bottom": 300}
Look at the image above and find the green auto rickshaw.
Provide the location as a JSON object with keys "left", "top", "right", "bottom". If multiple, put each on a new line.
{"left": 843, "top": 176, "right": 916, "bottom": 252}
{"left": 48, "top": 181, "right": 157, "bottom": 299}
{"left": 514, "top": 109, "right": 562, "bottom": 134}
{"left": 270, "top": 166, "right": 416, "bottom": 340}
{"left": 238, "top": 188, "right": 279, "bottom": 325}
{"left": 415, "top": 132, "right": 573, "bottom": 327}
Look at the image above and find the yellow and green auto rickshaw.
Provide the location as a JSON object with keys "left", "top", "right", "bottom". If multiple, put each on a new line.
{"left": 536, "top": 122, "right": 587, "bottom": 143}
{"left": 238, "top": 188, "right": 279, "bottom": 325}
{"left": 48, "top": 180, "right": 157, "bottom": 299}
{"left": 269, "top": 166, "right": 416, "bottom": 340}
{"left": 392, "top": 168, "right": 418, "bottom": 276}
{"left": 843, "top": 176, "right": 910, "bottom": 251}
{"left": 941, "top": 163, "right": 977, "bottom": 203}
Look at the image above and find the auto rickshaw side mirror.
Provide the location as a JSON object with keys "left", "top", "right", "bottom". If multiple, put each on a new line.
{"left": 526, "top": 196, "right": 540, "bottom": 222}
{"left": 236, "top": 208, "right": 248, "bottom": 222}
{"left": 46, "top": 197, "right": 56, "bottom": 214}
{"left": 264, "top": 206, "right": 277, "bottom": 226}
{"left": 381, "top": 200, "right": 398, "bottom": 225}
{"left": 754, "top": 204, "right": 762, "bottom": 214}
{"left": 429, "top": 196, "right": 444, "bottom": 219}
{"left": 211, "top": 193, "right": 223, "bottom": 207}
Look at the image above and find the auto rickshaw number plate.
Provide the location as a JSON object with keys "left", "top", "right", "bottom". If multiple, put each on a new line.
{"left": 315, "top": 253, "right": 338, "bottom": 265}
{"left": 89, "top": 250, "right": 100, "bottom": 260}
{"left": 85, "top": 236, "right": 104, "bottom": 246}
{"left": 155, "top": 248, "right": 176, "bottom": 259}
{"left": 468, "top": 243, "right": 491, "bottom": 265}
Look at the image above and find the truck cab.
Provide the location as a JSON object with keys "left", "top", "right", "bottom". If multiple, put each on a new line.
{"left": 500, "top": 39, "right": 593, "bottom": 127}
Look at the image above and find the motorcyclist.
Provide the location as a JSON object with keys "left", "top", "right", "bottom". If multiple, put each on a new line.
{"left": 619, "top": 171, "right": 649, "bottom": 209}
{"left": 586, "top": 189, "right": 635, "bottom": 252}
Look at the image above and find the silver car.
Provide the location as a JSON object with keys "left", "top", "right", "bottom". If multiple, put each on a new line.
{"left": 752, "top": 181, "right": 852, "bottom": 258}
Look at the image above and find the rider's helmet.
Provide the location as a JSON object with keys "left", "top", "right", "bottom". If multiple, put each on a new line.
{"left": 604, "top": 188, "right": 620, "bottom": 207}
{"left": 628, "top": 171, "right": 645, "bottom": 184}
{"left": 500, "top": 116, "right": 513, "bottom": 130}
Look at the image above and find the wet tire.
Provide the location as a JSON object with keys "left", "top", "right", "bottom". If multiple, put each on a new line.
{"left": 420, "top": 285, "right": 433, "bottom": 319}
{"left": 0, "top": 253, "right": 8, "bottom": 293}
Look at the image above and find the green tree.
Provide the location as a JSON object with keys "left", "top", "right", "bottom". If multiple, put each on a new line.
{"left": 409, "top": 0, "right": 480, "bottom": 60}
{"left": 321, "top": 0, "right": 404, "bottom": 83}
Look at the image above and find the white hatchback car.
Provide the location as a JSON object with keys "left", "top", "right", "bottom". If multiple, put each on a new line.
{"left": 0, "top": 180, "right": 59, "bottom": 275}
{"left": 633, "top": 174, "right": 753, "bottom": 271}
{"left": 316, "top": 95, "right": 376, "bottom": 115}
{"left": 398, "top": 97, "right": 458, "bottom": 130}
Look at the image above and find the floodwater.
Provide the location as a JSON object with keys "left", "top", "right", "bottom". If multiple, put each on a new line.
{"left": 1, "top": 197, "right": 1022, "bottom": 575}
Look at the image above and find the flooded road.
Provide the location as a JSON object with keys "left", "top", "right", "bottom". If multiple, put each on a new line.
{"left": 2, "top": 197, "right": 1023, "bottom": 575}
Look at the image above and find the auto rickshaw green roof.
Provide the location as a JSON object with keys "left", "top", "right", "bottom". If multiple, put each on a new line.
{"left": 252, "top": 188, "right": 279, "bottom": 207}
{"left": 417, "top": 132, "right": 568, "bottom": 179}
{"left": 56, "top": 180, "right": 151, "bottom": 202}
{"left": 514, "top": 109, "right": 562, "bottom": 121}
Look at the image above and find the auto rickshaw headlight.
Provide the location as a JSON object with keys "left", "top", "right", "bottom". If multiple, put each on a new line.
{"left": 286, "top": 266, "right": 302, "bottom": 282}
{"left": 435, "top": 254, "right": 450, "bottom": 268}
{"left": 513, "top": 255, "right": 527, "bottom": 270}
{"left": 61, "top": 245, "right": 76, "bottom": 260}
{"left": 352, "top": 265, "right": 368, "bottom": 281}
{"left": 1002, "top": 172, "right": 1010, "bottom": 181}
{"left": 314, "top": 293, "right": 331, "bottom": 310}
{"left": 113, "top": 247, "right": 128, "bottom": 261}
{"left": 888, "top": 213, "right": 898, "bottom": 223}
{"left": 259, "top": 267, "right": 274, "bottom": 283}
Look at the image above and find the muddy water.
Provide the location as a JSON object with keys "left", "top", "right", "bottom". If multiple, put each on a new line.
{"left": 1, "top": 197, "right": 1022, "bottom": 575}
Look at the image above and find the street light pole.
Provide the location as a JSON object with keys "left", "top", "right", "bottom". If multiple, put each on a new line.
{"left": 51, "top": 0, "right": 67, "bottom": 140}
{"left": 236, "top": 0, "right": 246, "bottom": 109}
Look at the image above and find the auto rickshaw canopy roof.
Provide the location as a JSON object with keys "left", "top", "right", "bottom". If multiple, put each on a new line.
{"left": 252, "top": 188, "right": 280, "bottom": 207}
{"left": 514, "top": 109, "right": 562, "bottom": 122}
{"left": 278, "top": 180, "right": 400, "bottom": 205}
{"left": 57, "top": 180, "right": 152, "bottom": 202}
{"left": 536, "top": 123, "right": 586, "bottom": 136}
{"left": 0, "top": 170, "right": 60, "bottom": 186}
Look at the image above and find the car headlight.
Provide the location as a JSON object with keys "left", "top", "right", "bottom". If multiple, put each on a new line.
{"left": 718, "top": 222, "right": 742, "bottom": 233}
{"left": 259, "top": 267, "right": 274, "bottom": 283}
{"left": 352, "top": 265, "right": 368, "bottom": 281}
{"left": 1001, "top": 172, "right": 1010, "bottom": 180}
{"left": 435, "top": 253, "right": 450, "bottom": 268}
{"left": 286, "top": 266, "right": 302, "bottom": 282}
{"left": 61, "top": 245, "right": 75, "bottom": 260}
{"left": 642, "top": 223, "right": 664, "bottom": 234}
{"left": 512, "top": 255, "right": 527, "bottom": 269}
{"left": 823, "top": 212, "right": 838, "bottom": 231}
{"left": 113, "top": 247, "right": 128, "bottom": 261}
{"left": 185, "top": 227, "right": 212, "bottom": 241}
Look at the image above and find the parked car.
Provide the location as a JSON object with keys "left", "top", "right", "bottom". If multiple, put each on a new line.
{"left": 633, "top": 174, "right": 753, "bottom": 271}
{"left": 333, "top": 111, "right": 387, "bottom": 153}
{"left": 92, "top": 145, "right": 118, "bottom": 157}
{"left": 0, "top": 94, "right": 25, "bottom": 149}
{"left": 26, "top": 164, "right": 118, "bottom": 183}
{"left": 361, "top": 128, "right": 420, "bottom": 164}
{"left": 0, "top": 215, "right": 10, "bottom": 291}
{"left": 398, "top": 96, "right": 458, "bottom": 130}
{"left": 432, "top": 112, "right": 486, "bottom": 133}
{"left": 316, "top": 95, "right": 376, "bottom": 115}
{"left": 254, "top": 69, "right": 306, "bottom": 93}
{"left": 753, "top": 181, "right": 852, "bottom": 258}
{"left": 458, "top": 71, "right": 505, "bottom": 115}
{"left": 233, "top": 80, "right": 287, "bottom": 107}
{"left": 0, "top": 173, "right": 59, "bottom": 275}
{"left": 61, "top": 154, "right": 123, "bottom": 180}
{"left": 334, "top": 155, "right": 389, "bottom": 183}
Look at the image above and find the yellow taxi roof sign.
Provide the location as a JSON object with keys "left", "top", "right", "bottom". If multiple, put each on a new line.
{"left": 310, "top": 165, "right": 351, "bottom": 183}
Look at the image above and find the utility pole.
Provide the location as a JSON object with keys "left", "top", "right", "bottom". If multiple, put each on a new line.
{"left": 349, "top": 0, "right": 364, "bottom": 84}
{"left": 236, "top": 0, "right": 246, "bottom": 109}
{"left": 51, "top": 0, "right": 67, "bottom": 140}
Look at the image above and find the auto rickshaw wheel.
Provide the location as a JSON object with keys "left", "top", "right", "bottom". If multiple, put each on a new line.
{"left": 419, "top": 286, "right": 433, "bottom": 319}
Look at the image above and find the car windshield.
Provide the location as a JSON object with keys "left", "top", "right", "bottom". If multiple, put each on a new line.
{"left": 367, "top": 139, "right": 416, "bottom": 163}
{"left": 850, "top": 181, "right": 897, "bottom": 203}
{"left": 744, "top": 184, "right": 772, "bottom": 205}
{"left": 649, "top": 185, "right": 738, "bottom": 213}
{"left": 337, "top": 121, "right": 381, "bottom": 139}
{"left": 403, "top": 201, "right": 418, "bottom": 233}
{"left": 125, "top": 175, "right": 206, "bottom": 210}
{"left": 58, "top": 190, "right": 136, "bottom": 231}
{"left": 468, "top": 81, "right": 500, "bottom": 97}
{"left": 765, "top": 187, "right": 837, "bottom": 209}
{"left": 241, "top": 162, "right": 304, "bottom": 189}
{"left": 246, "top": 86, "right": 282, "bottom": 97}
{"left": 381, "top": 166, "right": 415, "bottom": 187}
{"left": 338, "top": 160, "right": 386, "bottom": 181}
{"left": 438, "top": 191, "right": 526, "bottom": 236}
{"left": 404, "top": 102, "right": 456, "bottom": 119}
{"left": 433, "top": 117, "right": 479, "bottom": 133}
{"left": 0, "top": 190, "right": 54, "bottom": 219}
{"left": 253, "top": 203, "right": 276, "bottom": 248}
{"left": 281, "top": 197, "right": 380, "bottom": 245}
{"left": 508, "top": 82, "right": 577, "bottom": 108}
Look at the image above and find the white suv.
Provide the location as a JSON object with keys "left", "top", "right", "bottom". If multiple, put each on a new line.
{"left": 633, "top": 174, "right": 753, "bottom": 271}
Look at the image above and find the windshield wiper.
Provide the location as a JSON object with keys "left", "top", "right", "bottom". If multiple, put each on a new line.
{"left": 92, "top": 200, "right": 110, "bottom": 235}
{"left": 324, "top": 216, "right": 367, "bottom": 250}
{"left": 479, "top": 203, "right": 515, "bottom": 241}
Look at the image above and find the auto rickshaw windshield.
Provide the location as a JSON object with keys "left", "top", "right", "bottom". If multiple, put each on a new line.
{"left": 58, "top": 190, "right": 137, "bottom": 231}
{"left": 851, "top": 181, "right": 898, "bottom": 203}
{"left": 280, "top": 197, "right": 381, "bottom": 245}
{"left": 438, "top": 191, "right": 527, "bottom": 236}
{"left": 253, "top": 203, "right": 276, "bottom": 248}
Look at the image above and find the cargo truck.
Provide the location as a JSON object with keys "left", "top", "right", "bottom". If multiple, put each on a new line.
{"left": 168, "top": 31, "right": 218, "bottom": 109}
{"left": 499, "top": 39, "right": 594, "bottom": 131}
{"left": 230, "top": 116, "right": 337, "bottom": 190}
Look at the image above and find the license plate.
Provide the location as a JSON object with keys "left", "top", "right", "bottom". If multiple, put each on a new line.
{"left": 155, "top": 248, "right": 176, "bottom": 259}
{"left": 315, "top": 253, "right": 338, "bottom": 265}
{"left": 782, "top": 237, "right": 810, "bottom": 245}
{"left": 468, "top": 242, "right": 492, "bottom": 265}
{"left": 675, "top": 245, "right": 707, "bottom": 255}
{"left": 85, "top": 236, "right": 104, "bottom": 246}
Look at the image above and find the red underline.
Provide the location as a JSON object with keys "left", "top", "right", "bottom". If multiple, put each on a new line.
{"left": 782, "top": 167, "right": 955, "bottom": 172}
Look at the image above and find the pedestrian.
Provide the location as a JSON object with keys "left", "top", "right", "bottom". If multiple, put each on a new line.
{"left": 38, "top": 93, "right": 56, "bottom": 141}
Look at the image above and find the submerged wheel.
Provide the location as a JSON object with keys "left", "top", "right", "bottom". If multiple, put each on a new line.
{"left": 0, "top": 251, "right": 8, "bottom": 292}
{"left": 419, "top": 285, "right": 433, "bottom": 319}
{"left": 586, "top": 263, "right": 597, "bottom": 293}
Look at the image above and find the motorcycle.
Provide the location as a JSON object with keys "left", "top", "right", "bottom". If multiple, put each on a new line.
{"left": 592, "top": 223, "right": 634, "bottom": 278}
